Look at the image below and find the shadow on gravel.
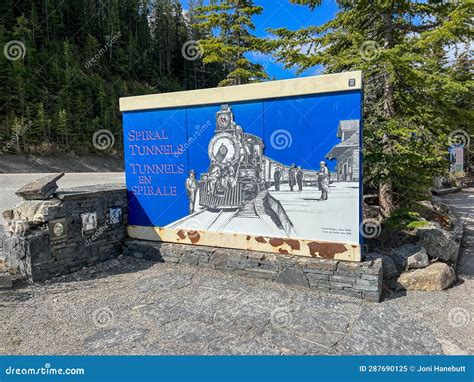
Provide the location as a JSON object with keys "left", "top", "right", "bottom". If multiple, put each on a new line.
{"left": 6, "top": 256, "right": 161, "bottom": 292}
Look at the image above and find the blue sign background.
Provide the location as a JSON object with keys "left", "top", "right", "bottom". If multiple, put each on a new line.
{"left": 123, "top": 90, "right": 362, "bottom": 227}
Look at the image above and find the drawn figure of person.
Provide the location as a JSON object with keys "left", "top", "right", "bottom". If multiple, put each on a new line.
{"left": 318, "top": 161, "right": 330, "bottom": 200}
{"left": 274, "top": 168, "right": 281, "bottom": 191}
{"left": 185, "top": 170, "right": 198, "bottom": 214}
{"left": 218, "top": 166, "right": 236, "bottom": 192}
{"left": 296, "top": 166, "right": 303, "bottom": 191}
{"left": 87, "top": 213, "right": 97, "bottom": 230}
{"left": 288, "top": 164, "right": 296, "bottom": 191}
{"left": 207, "top": 164, "right": 221, "bottom": 194}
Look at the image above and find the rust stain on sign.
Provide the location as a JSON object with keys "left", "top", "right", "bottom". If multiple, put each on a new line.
{"left": 285, "top": 239, "right": 300, "bottom": 251}
{"left": 188, "top": 231, "right": 200, "bottom": 244}
{"left": 269, "top": 238, "right": 284, "bottom": 247}
{"left": 307, "top": 242, "right": 347, "bottom": 259}
{"left": 129, "top": 226, "right": 361, "bottom": 262}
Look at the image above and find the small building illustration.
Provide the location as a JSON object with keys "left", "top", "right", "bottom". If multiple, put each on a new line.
{"left": 325, "top": 120, "right": 360, "bottom": 182}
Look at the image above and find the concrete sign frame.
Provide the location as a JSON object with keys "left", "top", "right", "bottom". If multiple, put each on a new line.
{"left": 120, "top": 71, "right": 363, "bottom": 261}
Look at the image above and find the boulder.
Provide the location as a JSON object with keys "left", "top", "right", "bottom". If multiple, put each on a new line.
{"left": 416, "top": 223, "right": 459, "bottom": 263}
{"left": 395, "top": 262, "right": 456, "bottom": 291}
{"left": 15, "top": 173, "right": 64, "bottom": 200}
{"left": 391, "top": 244, "right": 429, "bottom": 271}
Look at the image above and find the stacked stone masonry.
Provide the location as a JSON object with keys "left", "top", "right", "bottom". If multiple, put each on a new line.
{"left": 125, "top": 240, "right": 383, "bottom": 302}
{"left": 2, "top": 181, "right": 383, "bottom": 301}
{"left": 3, "top": 185, "right": 127, "bottom": 282}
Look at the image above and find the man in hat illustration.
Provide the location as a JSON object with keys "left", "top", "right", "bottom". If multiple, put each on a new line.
{"left": 318, "top": 161, "right": 330, "bottom": 200}
{"left": 274, "top": 167, "right": 281, "bottom": 191}
{"left": 296, "top": 166, "right": 303, "bottom": 191}
{"left": 288, "top": 164, "right": 296, "bottom": 191}
{"left": 185, "top": 169, "right": 198, "bottom": 214}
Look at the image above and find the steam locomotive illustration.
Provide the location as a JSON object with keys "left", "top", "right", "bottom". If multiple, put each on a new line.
{"left": 197, "top": 105, "right": 319, "bottom": 210}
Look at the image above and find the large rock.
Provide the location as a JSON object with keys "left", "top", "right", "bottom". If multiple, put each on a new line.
{"left": 416, "top": 224, "right": 459, "bottom": 263}
{"left": 391, "top": 244, "right": 429, "bottom": 271}
{"left": 395, "top": 262, "right": 456, "bottom": 291}
{"left": 15, "top": 173, "right": 64, "bottom": 200}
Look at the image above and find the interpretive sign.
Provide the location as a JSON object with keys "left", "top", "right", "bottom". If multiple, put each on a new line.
{"left": 449, "top": 145, "right": 464, "bottom": 174}
{"left": 120, "top": 71, "right": 363, "bottom": 261}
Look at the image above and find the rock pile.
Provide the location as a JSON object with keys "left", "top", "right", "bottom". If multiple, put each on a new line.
{"left": 366, "top": 209, "right": 462, "bottom": 292}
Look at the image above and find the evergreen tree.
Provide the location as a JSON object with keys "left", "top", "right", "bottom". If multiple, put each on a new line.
{"left": 196, "top": 0, "right": 269, "bottom": 86}
{"left": 270, "top": 0, "right": 473, "bottom": 216}
{"left": 0, "top": 0, "right": 226, "bottom": 154}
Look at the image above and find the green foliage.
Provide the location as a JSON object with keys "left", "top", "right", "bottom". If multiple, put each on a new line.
{"left": 196, "top": 0, "right": 269, "bottom": 86}
{"left": 270, "top": 0, "right": 473, "bottom": 205}
{"left": 0, "top": 0, "right": 226, "bottom": 154}
{"left": 383, "top": 208, "right": 428, "bottom": 232}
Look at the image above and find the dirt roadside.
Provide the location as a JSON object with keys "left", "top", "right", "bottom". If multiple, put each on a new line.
{"left": 0, "top": 154, "right": 124, "bottom": 173}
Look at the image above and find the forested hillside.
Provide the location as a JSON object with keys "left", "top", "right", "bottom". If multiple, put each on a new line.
{"left": 0, "top": 0, "right": 225, "bottom": 155}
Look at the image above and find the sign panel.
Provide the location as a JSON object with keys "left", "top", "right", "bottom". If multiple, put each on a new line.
{"left": 120, "top": 71, "right": 363, "bottom": 261}
{"left": 449, "top": 145, "right": 464, "bottom": 174}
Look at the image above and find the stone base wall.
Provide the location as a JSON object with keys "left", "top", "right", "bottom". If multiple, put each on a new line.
{"left": 3, "top": 185, "right": 127, "bottom": 282}
{"left": 124, "top": 240, "right": 383, "bottom": 302}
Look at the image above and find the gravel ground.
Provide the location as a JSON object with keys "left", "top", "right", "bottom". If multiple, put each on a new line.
{"left": 0, "top": 183, "right": 472, "bottom": 355}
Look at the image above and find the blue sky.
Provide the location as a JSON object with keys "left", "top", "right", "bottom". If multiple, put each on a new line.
{"left": 181, "top": 0, "right": 339, "bottom": 79}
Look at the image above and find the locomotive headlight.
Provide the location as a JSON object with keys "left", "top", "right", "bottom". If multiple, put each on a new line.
{"left": 208, "top": 132, "right": 239, "bottom": 165}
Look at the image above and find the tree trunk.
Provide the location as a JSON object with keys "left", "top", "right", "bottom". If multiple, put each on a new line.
{"left": 379, "top": 8, "right": 396, "bottom": 218}
{"left": 379, "top": 179, "right": 395, "bottom": 218}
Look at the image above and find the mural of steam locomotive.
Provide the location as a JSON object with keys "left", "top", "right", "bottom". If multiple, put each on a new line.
{"left": 197, "top": 105, "right": 319, "bottom": 210}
